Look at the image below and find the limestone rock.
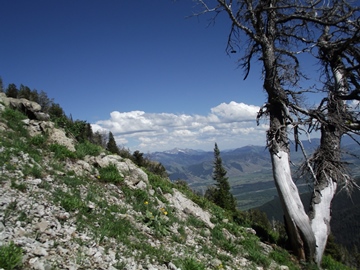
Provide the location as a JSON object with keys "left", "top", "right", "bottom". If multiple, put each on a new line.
{"left": 47, "top": 127, "right": 76, "bottom": 152}
{"left": 165, "top": 189, "right": 214, "bottom": 229}
{"left": 86, "top": 154, "right": 148, "bottom": 188}
{"left": 0, "top": 92, "right": 8, "bottom": 106}
{"left": 8, "top": 97, "right": 43, "bottom": 120}
{"left": 0, "top": 121, "right": 7, "bottom": 131}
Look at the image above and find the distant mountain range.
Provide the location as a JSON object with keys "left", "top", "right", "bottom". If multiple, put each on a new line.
{"left": 148, "top": 136, "right": 360, "bottom": 210}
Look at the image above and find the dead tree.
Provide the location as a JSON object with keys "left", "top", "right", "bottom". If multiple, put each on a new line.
{"left": 192, "top": 0, "right": 359, "bottom": 264}
{"left": 302, "top": 5, "right": 360, "bottom": 264}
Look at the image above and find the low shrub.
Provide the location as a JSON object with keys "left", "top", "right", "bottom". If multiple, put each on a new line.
{"left": 75, "top": 140, "right": 102, "bottom": 159}
{"left": 29, "top": 134, "right": 46, "bottom": 147}
{"left": 178, "top": 257, "right": 206, "bottom": 270}
{"left": 98, "top": 164, "right": 123, "bottom": 183}
{"left": 1, "top": 108, "right": 27, "bottom": 136}
{"left": 241, "top": 235, "right": 271, "bottom": 267}
{"left": 50, "top": 143, "right": 76, "bottom": 160}
{"left": 322, "top": 255, "right": 354, "bottom": 270}
{"left": 0, "top": 241, "right": 23, "bottom": 270}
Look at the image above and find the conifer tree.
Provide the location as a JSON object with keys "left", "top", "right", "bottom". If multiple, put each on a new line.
{"left": 92, "top": 131, "right": 107, "bottom": 148}
{"left": 208, "top": 143, "right": 236, "bottom": 212}
{"left": 106, "top": 131, "right": 119, "bottom": 154}
{"left": 132, "top": 150, "right": 145, "bottom": 167}
{"left": 18, "top": 84, "right": 31, "bottom": 99}
{"left": 0, "top": 77, "right": 3, "bottom": 92}
{"left": 5, "top": 83, "right": 18, "bottom": 98}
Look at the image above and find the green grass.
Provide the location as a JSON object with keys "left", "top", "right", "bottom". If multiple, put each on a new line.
{"left": 321, "top": 255, "right": 355, "bottom": 270}
{"left": 176, "top": 257, "right": 206, "bottom": 270}
{"left": 0, "top": 135, "right": 42, "bottom": 171}
{"left": 211, "top": 226, "right": 240, "bottom": 255}
{"left": 29, "top": 134, "right": 47, "bottom": 147}
{"left": 1, "top": 108, "right": 28, "bottom": 136}
{"left": 2, "top": 200, "right": 18, "bottom": 225}
{"left": 95, "top": 215, "right": 134, "bottom": 244}
{"left": 61, "top": 174, "right": 86, "bottom": 188}
{"left": 269, "top": 247, "right": 300, "bottom": 270}
{"left": 241, "top": 235, "right": 271, "bottom": 267}
{"left": 10, "top": 180, "right": 27, "bottom": 192}
{"left": 22, "top": 164, "right": 43, "bottom": 178}
{"left": 186, "top": 215, "right": 206, "bottom": 229}
{"left": 50, "top": 143, "right": 76, "bottom": 160}
{"left": 147, "top": 171, "right": 174, "bottom": 194}
{"left": 0, "top": 241, "right": 23, "bottom": 270}
{"left": 75, "top": 140, "right": 102, "bottom": 159}
{"left": 53, "top": 188, "right": 87, "bottom": 212}
{"left": 98, "top": 163, "right": 123, "bottom": 183}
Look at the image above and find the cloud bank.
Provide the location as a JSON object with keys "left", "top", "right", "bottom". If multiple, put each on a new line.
{"left": 91, "top": 101, "right": 268, "bottom": 152}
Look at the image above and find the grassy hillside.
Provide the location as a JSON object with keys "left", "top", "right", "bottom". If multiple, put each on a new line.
{"left": 0, "top": 98, "right": 315, "bottom": 270}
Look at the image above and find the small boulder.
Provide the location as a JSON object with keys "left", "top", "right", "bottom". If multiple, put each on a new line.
{"left": 48, "top": 128, "right": 76, "bottom": 152}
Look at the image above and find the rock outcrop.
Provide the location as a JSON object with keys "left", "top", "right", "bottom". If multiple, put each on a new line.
{"left": 165, "top": 189, "right": 214, "bottom": 229}
{"left": 0, "top": 94, "right": 76, "bottom": 152}
{"left": 0, "top": 93, "right": 50, "bottom": 121}
{"left": 85, "top": 153, "right": 149, "bottom": 189}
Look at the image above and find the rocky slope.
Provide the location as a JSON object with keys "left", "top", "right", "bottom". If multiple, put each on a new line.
{"left": 0, "top": 95, "right": 297, "bottom": 270}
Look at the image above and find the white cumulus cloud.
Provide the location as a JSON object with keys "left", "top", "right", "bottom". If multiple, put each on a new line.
{"left": 91, "top": 101, "right": 268, "bottom": 152}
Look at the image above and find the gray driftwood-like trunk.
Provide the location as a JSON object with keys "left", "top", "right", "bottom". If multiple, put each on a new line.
{"left": 308, "top": 33, "right": 348, "bottom": 264}
{"left": 309, "top": 132, "right": 339, "bottom": 264}
{"left": 271, "top": 150, "right": 316, "bottom": 261}
{"left": 261, "top": 6, "right": 317, "bottom": 259}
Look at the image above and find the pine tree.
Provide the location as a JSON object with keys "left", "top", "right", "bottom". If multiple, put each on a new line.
{"left": 132, "top": 150, "right": 145, "bottom": 167}
{"left": 0, "top": 77, "right": 4, "bottom": 92}
{"left": 5, "top": 83, "right": 18, "bottom": 98}
{"left": 18, "top": 84, "right": 32, "bottom": 99}
{"left": 208, "top": 143, "right": 236, "bottom": 212}
{"left": 106, "top": 132, "right": 119, "bottom": 154}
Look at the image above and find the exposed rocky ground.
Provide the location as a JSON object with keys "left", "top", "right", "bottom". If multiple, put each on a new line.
{"left": 0, "top": 94, "right": 297, "bottom": 270}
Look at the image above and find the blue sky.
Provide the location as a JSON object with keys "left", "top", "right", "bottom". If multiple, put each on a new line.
{"left": 1, "top": 0, "right": 274, "bottom": 152}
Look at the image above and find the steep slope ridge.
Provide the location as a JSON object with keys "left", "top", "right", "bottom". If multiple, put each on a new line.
{"left": 0, "top": 98, "right": 297, "bottom": 270}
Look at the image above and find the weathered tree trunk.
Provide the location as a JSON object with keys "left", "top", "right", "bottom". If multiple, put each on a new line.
{"left": 309, "top": 40, "right": 347, "bottom": 264}
{"left": 310, "top": 182, "right": 337, "bottom": 263}
{"left": 261, "top": 12, "right": 317, "bottom": 259}
{"left": 309, "top": 136, "right": 339, "bottom": 264}
{"left": 266, "top": 98, "right": 316, "bottom": 261}
{"left": 271, "top": 150, "right": 316, "bottom": 261}
{"left": 309, "top": 115, "right": 342, "bottom": 265}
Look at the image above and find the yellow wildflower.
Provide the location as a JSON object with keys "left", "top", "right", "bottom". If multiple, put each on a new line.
{"left": 144, "top": 201, "right": 149, "bottom": 205}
